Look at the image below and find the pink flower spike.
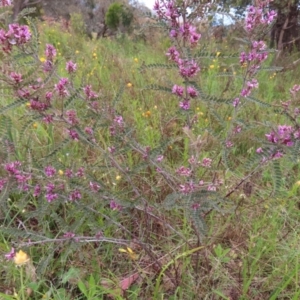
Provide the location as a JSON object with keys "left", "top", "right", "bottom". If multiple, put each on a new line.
{"left": 4, "top": 247, "right": 15, "bottom": 260}
{"left": 66, "top": 60, "right": 77, "bottom": 73}
{"left": 0, "top": 0, "right": 12, "bottom": 7}
{"left": 45, "top": 44, "right": 56, "bottom": 60}
{"left": 44, "top": 165, "right": 56, "bottom": 177}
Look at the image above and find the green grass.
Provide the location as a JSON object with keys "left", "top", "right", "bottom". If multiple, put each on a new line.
{"left": 1, "top": 16, "right": 300, "bottom": 300}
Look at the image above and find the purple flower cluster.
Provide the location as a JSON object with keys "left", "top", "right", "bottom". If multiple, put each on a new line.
{"left": 69, "top": 189, "right": 82, "bottom": 201}
{"left": 172, "top": 84, "right": 198, "bottom": 110}
{"left": 155, "top": 0, "right": 201, "bottom": 111}
{"left": 66, "top": 60, "right": 77, "bottom": 73}
{"left": 4, "top": 161, "right": 31, "bottom": 191}
{"left": 178, "top": 59, "right": 200, "bottom": 78}
{"left": 0, "top": 178, "right": 7, "bottom": 191}
{"left": 66, "top": 110, "right": 79, "bottom": 125}
{"left": 10, "top": 72, "right": 22, "bottom": 84}
{"left": 83, "top": 85, "right": 98, "bottom": 100}
{"left": 55, "top": 78, "right": 69, "bottom": 98}
{"left": 290, "top": 84, "right": 300, "bottom": 96}
{"left": 176, "top": 166, "right": 192, "bottom": 177}
{"left": 0, "top": 23, "right": 31, "bottom": 53}
{"left": 110, "top": 200, "right": 122, "bottom": 211}
{"left": 44, "top": 165, "right": 56, "bottom": 177}
{"left": 241, "top": 78, "right": 259, "bottom": 97}
{"left": 67, "top": 129, "right": 79, "bottom": 141}
{"left": 166, "top": 48, "right": 201, "bottom": 80}
{"left": 45, "top": 183, "right": 58, "bottom": 202}
{"left": 89, "top": 181, "right": 101, "bottom": 192}
{"left": 29, "top": 98, "right": 49, "bottom": 111}
{"left": 42, "top": 44, "right": 57, "bottom": 72}
{"left": 45, "top": 44, "right": 56, "bottom": 61}
{"left": 154, "top": 0, "right": 200, "bottom": 46}
{"left": 110, "top": 115, "right": 125, "bottom": 136}
{"left": 245, "top": 3, "right": 277, "bottom": 32}
{"left": 266, "top": 125, "right": 295, "bottom": 147}
{"left": 240, "top": 40, "right": 268, "bottom": 76}
{"left": 0, "top": 0, "right": 12, "bottom": 6}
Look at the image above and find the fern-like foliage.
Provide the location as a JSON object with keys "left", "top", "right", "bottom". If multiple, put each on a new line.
{"left": 139, "top": 63, "right": 178, "bottom": 72}
{"left": 143, "top": 84, "right": 172, "bottom": 93}
{"left": 245, "top": 96, "right": 272, "bottom": 107}
{"left": 0, "top": 98, "right": 28, "bottom": 113}
{"left": 272, "top": 159, "right": 282, "bottom": 195}
{"left": 163, "top": 190, "right": 223, "bottom": 238}
{"left": 195, "top": 50, "right": 240, "bottom": 59}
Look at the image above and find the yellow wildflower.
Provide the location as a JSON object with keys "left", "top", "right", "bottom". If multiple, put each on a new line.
{"left": 39, "top": 57, "right": 46, "bottom": 63}
{"left": 216, "top": 51, "right": 221, "bottom": 57}
{"left": 143, "top": 110, "right": 151, "bottom": 118}
{"left": 58, "top": 170, "right": 64, "bottom": 176}
{"left": 33, "top": 123, "right": 38, "bottom": 129}
{"left": 134, "top": 58, "right": 138, "bottom": 63}
{"left": 127, "top": 82, "right": 132, "bottom": 88}
{"left": 228, "top": 117, "right": 232, "bottom": 121}
{"left": 209, "top": 65, "right": 215, "bottom": 69}
{"left": 119, "top": 247, "right": 138, "bottom": 260}
{"left": 116, "top": 175, "right": 121, "bottom": 181}
{"left": 75, "top": 50, "right": 79, "bottom": 54}
{"left": 14, "top": 250, "right": 30, "bottom": 266}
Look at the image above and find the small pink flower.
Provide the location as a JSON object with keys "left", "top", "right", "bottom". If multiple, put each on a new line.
{"left": 110, "top": 200, "right": 122, "bottom": 211}
{"left": 10, "top": 72, "right": 22, "bottom": 84}
{"left": 4, "top": 247, "right": 15, "bottom": 260}
{"left": 176, "top": 166, "right": 192, "bottom": 176}
{"left": 156, "top": 155, "right": 164, "bottom": 162}
{"left": 85, "top": 127, "right": 93, "bottom": 135}
{"left": 45, "top": 193, "right": 58, "bottom": 202}
{"left": 66, "top": 110, "right": 79, "bottom": 125}
{"left": 201, "top": 158, "right": 212, "bottom": 168}
{"left": 66, "top": 60, "right": 77, "bottom": 73}
{"left": 187, "top": 86, "right": 198, "bottom": 98}
{"left": 44, "top": 165, "right": 56, "bottom": 177}
{"left": 83, "top": 85, "right": 98, "bottom": 100}
{"left": 76, "top": 167, "right": 84, "bottom": 177}
{"left": 207, "top": 184, "right": 216, "bottom": 191}
{"left": 179, "top": 99, "right": 190, "bottom": 110}
{"left": 68, "top": 129, "right": 79, "bottom": 141}
{"left": 172, "top": 85, "right": 184, "bottom": 97}
{"left": 33, "top": 184, "right": 41, "bottom": 197}
{"left": 90, "top": 181, "right": 101, "bottom": 192}
{"left": 256, "top": 147, "right": 263, "bottom": 153}
{"left": 0, "top": 0, "right": 12, "bottom": 7}
{"left": 69, "top": 189, "right": 81, "bottom": 201}
{"left": 63, "top": 232, "right": 75, "bottom": 238}
{"left": 45, "top": 44, "right": 56, "bottom": 61}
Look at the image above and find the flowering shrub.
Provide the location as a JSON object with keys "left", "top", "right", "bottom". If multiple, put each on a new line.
{"left": 1, "top": 0, "right": 300, "bottom": 297}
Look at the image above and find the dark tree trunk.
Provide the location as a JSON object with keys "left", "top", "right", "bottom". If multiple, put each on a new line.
{"left": 12, "top": 0, "right": 27, "bottom": 21}
{"left": 270, "top": 1, "right": 300, "bottom": 56}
